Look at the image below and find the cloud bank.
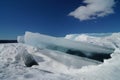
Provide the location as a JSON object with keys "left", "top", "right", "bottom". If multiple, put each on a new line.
{"left": 69, "top": 0, "right": 115, "bottom": 21}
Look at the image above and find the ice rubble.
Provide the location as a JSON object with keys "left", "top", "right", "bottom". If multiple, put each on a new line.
{"left": 1, "top": 32, "right": 120, "bottom": 80}
{"left": 0, "top": 43, "right": 120, "bottom": 80}
{"left": 0, "top": 43, "right": 101, "bottom": 80}
{"left": 17, "top": 32, "right": 114, "bottom": 58}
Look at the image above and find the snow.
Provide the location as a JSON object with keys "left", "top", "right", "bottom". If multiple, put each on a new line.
{"left": 65, "top": 33, "right": 120, "bottom": 49}
{"left": 1, "top": 32, "right": 120, "bottom": 80}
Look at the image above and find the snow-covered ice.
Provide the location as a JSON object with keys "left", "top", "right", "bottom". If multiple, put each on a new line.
{"left": 0, "top": 32, "right": 120, "bottom": 80}
{"left": 0, "top": 43, "right": 100, "bottom": 80}
{"left": 0, "top": 43, "right": 120, "bottom": 80}
{"left": 65, "top": 33, "right": 120, "bottom": 49}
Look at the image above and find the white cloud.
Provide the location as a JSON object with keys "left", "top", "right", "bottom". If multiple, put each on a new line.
{"left": 69, "top": 0, "right": 115, "bottom": 21}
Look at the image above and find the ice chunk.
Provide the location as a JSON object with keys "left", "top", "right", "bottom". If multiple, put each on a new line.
{"left": 17, "top": 36, "right": 24, "bottom": 43}
{"left": 18, "top": 32, "right": 114, "bottom": 57}
{"left": 36, "top": 49, "right": 101, "bottom": 69}
{"left": 21, "top": 49, "right": 38, "bottom": 67}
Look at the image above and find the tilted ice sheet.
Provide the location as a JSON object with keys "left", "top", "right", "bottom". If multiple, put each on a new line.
{"left": 17, "top": 32, "right": 114, "bottom": 56}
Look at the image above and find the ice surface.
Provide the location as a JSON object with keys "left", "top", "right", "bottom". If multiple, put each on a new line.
{"left": 0, "top": 43, "right": 101, "bottom": 80}
{"left": 18, "top": 32, "right": 114, "bottom": 57}
{"left": 0, "top": 43, "right": 120, "bottom": 80}
{"left": 0, "top": 32, "right": 118, "bottom": 80}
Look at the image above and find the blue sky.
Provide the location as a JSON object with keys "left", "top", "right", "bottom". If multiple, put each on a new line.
{"left": 0, "top": 0, "right": 120, "bottom": 39}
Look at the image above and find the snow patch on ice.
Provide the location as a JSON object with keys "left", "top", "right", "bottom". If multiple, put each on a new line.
{"left": 65, "top": 33, "right": 120, "bottom": 49}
